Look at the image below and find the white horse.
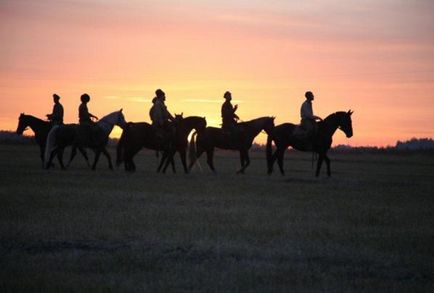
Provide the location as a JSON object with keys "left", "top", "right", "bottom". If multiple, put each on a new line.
{"left": 44, "top": 109, "right": 127, "bottom": 170}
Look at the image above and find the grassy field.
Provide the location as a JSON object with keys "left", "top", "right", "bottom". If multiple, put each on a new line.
{"left": 0, "top": 144, "right": 433, "bottom": 292}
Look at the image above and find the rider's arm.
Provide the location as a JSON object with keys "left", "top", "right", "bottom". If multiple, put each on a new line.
{"left": 90, "top": 113, "right": 98, "bottom": 120}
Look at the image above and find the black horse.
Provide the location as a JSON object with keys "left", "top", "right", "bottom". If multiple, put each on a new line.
{"left": 116, "top": 115, "right": 207, "bottom": 173}
{"left": 266, "top": 110, "right": 353, "bottom": 177}
{"left": 45, "top": 109, "right": 127, "bottom": 170}
{"left": 16, "top": 114, "right": 89, "bottom": 167}
{"left": 188, "top": 116, "right": 275, "bottom": 174}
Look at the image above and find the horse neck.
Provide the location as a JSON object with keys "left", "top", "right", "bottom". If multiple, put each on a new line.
{"left": 242, "top": 117, "right": 268, "bottom": 138}
{"left": 321, "top": 113, "right": 340, "bottom": 137}
{"left": 182, "top": 117, "right": 203, "bottom": 134}
{"left": 26, "top": 116, "right": 48, "bottom": 134}
{"left": 97, "top": 114, "right": 118, "bottom": 135}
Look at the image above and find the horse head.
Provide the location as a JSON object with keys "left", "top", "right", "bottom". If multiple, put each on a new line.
{"left": 116, "top": 109, "right": 128, "bottom": 129}
{"left": 174, "top": 113, "right": 184, "bottom": 122}
{"left": 338, "top": 110, "right": 353, "bottom": 138}
{"left": 189, "top": 116, "right": 207, "bottom": 134}
{"left": 263, "top": 116, "right": 275, "bottom": 135}
{"left": 16, "top": 113, "right": 28, "bottom": 135}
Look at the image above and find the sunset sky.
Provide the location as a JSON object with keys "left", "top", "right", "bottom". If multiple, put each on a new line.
{"left": 1, "top": 0, "right": 433, "bottom": 146}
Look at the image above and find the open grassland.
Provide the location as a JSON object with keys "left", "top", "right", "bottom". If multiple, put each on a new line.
{"left": 0, "top": 144, "right": 433, "bottom": 292}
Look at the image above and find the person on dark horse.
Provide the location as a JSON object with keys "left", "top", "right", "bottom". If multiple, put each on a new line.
{"left": 46, "top": 94, "right": 64, "bottom": 126}
{"left": 149, "top": 89, "right": 175, "bottom": 148}
{"left": 295, "top": 91, "right": 322, "bottom": 147}
{"left": 116, "top": 114, "right": 207, "bottom": 173}
{"left": 266, "top": 89, "right": 354, "bottom": 176}
{"left": 221, "top": 91, "right": 239, "bottom": 132}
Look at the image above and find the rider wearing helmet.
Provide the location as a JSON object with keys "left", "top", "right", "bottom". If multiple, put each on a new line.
{"left": 79, "top": 93, "right": 98, "bottom": 125}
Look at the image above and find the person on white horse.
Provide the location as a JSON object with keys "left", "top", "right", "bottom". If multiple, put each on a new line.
{"left": 78, "top": 93, "right": 101, "bottom": 144}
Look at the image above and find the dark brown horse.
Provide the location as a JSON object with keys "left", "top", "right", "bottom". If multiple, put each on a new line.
{"left": 44, "top": 110, "right": 127, "bottom": 170}
{"left": 188, "top": 116, "right": 275, "bottom": 174}
{"left": 16, "top": 114, "right": 89, "bottom": 168}
{"left": 116, "top": 115, "right": 207, "bottom": 173}
{"left": 266, "top": 110, "right": 353, "bottom": 177}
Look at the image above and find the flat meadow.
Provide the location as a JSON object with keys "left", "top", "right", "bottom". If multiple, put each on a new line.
{"left": 0, "top": 144, "right": 433, "bottom": 292}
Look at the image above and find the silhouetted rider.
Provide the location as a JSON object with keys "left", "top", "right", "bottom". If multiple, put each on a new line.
{"left": 46, "top": 94, "right": 64, "bottom": 125}
{"left": 149, "top": 89, "right": 175, "bottom": 147}
{"left": 79, "top": 93, "right": 98, "bottom": 125}
{"left": 221, "top": 91, "right": 239, "bottom": 131}
{"left": 78, "top": 93, "right": 100, "bottom": 144}
{"left": 300, "top": 91, "right": 322, "bottom": 138}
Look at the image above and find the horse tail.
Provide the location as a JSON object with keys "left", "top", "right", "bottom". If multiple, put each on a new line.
{"left": 44, "top": 125, "right": 58, "bottom": 168}
{"left": 266, "top": 133, "right": 273, "bottom": 170}
{"left": 116, "top": 127, "right": 127, "bottom": 167}
{"left": 188, "top": 131, "right": 198, "bottom": 166}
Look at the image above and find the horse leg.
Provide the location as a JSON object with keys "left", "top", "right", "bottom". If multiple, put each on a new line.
{"left": 206, "top": 148, "right": 216, "bottom": 172}
{"left": 78, "top": 147, "right": 90, "bottom": 168}
{"left": 162, "top": 150, "right": 176, "bottom": 173}
{"left": 277, "top": 148, "right": 285, "bottom": 176}
{"left": 67, "top": 146, "right": 78, "bottom": 167}
{"left": 56, "top": 148, "right": 66, "bottom": 170}
{"left": 180, "top": 151, "right": 188, "bottom": 174}
{"left": 236, "top": 151, "right": 246, "bottom": 174}
{"left": 324, "top": 154, "right": 331, "bottom": 177}
{"left": 188, "top": 148, "right": 204, "bottom": 171}
{"left": 267, "top": 149, "right": 280, "bottom": 175}
{"left": 92, "top": 150, "right": 101, "bottom": 170}
{"left": 40, "top": 146, "right": 45, "bottom": 168}
{"left": 157, "top": 152, "right": 167, "bottom": 173}
{"left": 125, "top": 156, "right": 135, "bottom": 172}
{"left": 45, "top": 147, "right": 58, "bottom": 169}
{"left": 316, "top": 153, "right": 324, "bottom": 177}
{"left": 170, "top": 155, "right": 176, "bottom": 173}
{"left": 101, "top": 148, "right": 113, "bottom": 170}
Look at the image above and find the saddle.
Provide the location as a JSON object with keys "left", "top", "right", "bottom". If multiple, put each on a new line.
{"left": 77, "top": 123, "right": 104, "bottom": 145}
{"left": 292, "top": 124, "right": 315, "bottom": 150}
{"left": 153, "top": 124, "right": 176, "bottom": 149}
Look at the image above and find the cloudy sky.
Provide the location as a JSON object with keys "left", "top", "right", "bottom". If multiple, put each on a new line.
{"left": 1, "top": 0, "right": 433, "bottom": 145}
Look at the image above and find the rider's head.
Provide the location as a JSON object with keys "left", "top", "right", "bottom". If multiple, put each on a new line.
{"left": 155, "top": 89, "right": 165, "bottom": 100}
{"left": 53, "top": 94, "right": 60, "bottom": 103}
{"left": 305, "top": 91, "right": 314, "bottom": 101}
{"left": 224, "top": 91, "right": 232, "bottom": 100}
{"left": 81, "top": 93, "right": 90, "bottom": 103}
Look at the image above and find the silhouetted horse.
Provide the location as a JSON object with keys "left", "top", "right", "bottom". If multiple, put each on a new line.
{"left": 116, "top": 115, "right": 207, "bottom": 173}
{"left": 16, "top": 114, "right": 89, "bottom": 167}
{"left": 188, "top": 117, "right": 275, "bottom": 174}
{"left": 45, "top": 109, "right": 127, "bottom": 170}
{"left": 266, "top": 110, "right": 353, "bottom": 177}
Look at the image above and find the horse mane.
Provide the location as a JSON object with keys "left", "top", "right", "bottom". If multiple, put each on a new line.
{"left": 21, "top": 114, "right": 47, "bottom": 123}
{"left": 238, "top": 116, "right": 273, "bottom": 126}
{"left": 99, "top": 110, "right": 120, "bottom": 122}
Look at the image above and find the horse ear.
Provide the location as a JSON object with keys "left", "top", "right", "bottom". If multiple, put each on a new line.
{"left": 348, "top": 110, "right": 353, "bottom": 115}
{"left": 181, "top": 112, "right": 183, "bottom": 117}
{"left": 120, "top": 108, "right": 123, "bottom": 112}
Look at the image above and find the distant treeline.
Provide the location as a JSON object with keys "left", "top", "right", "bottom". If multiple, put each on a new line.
{"left": 2, "top": 130, "right": 433, "bottom": 153}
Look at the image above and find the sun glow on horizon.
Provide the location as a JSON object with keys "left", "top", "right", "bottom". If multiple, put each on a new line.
{"left": 1, "top": 0, "right": 434, "bottom": 146}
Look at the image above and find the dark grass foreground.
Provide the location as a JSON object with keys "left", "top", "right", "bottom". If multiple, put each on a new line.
{"left": 0, "top": 145, "right": 433, "bottom": 292}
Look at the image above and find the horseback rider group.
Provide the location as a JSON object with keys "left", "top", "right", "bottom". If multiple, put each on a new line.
{"left": 45, "top": 89, "right": 321, "bottom": 146}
